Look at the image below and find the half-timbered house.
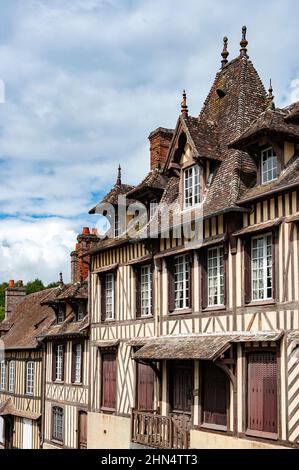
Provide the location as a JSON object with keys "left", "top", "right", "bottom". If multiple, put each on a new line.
{"left": 40, "top": 227, "right": 97, "bottom": 449}
{"left": 85, "top": 27, "right": 299, "bottom": 449}
{"left": 0, "top": 282, "right": 56, "bottom": 449}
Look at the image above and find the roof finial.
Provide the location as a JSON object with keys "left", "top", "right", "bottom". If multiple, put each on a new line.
{"left": 221, "top": 36, "right": 229, "bottom": 69}
{"left": 59, "top": 272, "right": 64, "bottom": 287}
{"left": 181, "top": 90, "right": 188, "bottom": 117}
{"left": 240, "top": 25, "right": 248, "bottom": 57}
{"left": 268, "top": 78, "right": 274, "bottom": 100}
{"left": 116, "top": 164, "right": 121, "bottom": 186}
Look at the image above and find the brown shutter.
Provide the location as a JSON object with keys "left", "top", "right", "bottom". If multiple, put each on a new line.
{"left": 272, "top": 230, "right": 277, "bottom": 301}
{"left": 202, "top": 362, "right": 228, "bottom": 427}
{"left": 135, "top": 267, "right": 141, "bottom": 318}
{"left": 102, "top": 353, "right": 116, "bottom": 409}
{"left": 151, "top": 264, "right": 155, "bottom": 316}
{"left": 247, "top": 352, "right": 277, "bottom": 435}
{"left": 200, "top": 249, "right": 208, "bottom": 309}
{"left": 71, "top": 342, "right": 76, "bottom": 383}
{"left": 188, "top": 254, "right": 193, "bottom": 309}
{"left": 167, "top": 258, "right": 175, "bottom": 312}
{"left": 52, "top": 344, "right": 57, "bottom": 382}
{"left": 244, "top": 237, "right": 251, "bottom": 304}
{"left": 100, "top": 275, "right": 106, "bottom": 321}
{"left": 137, "top": 362, "right": 155, "bottom": 411}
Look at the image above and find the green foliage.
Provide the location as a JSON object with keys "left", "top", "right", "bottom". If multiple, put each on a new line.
{"left": 26, "top": 279, "right": 45, "bottom": 295}
{"left": 46, "top": 281, "right": 60, "bottom": 289}
{"left": 0, "top": 306, "right": 5, "bottom": 322}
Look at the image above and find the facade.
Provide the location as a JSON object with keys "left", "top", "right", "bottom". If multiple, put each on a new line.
{"left": 86, "top": 28, "right": 299, "bottom": 449}
{"left": 0, "top": 283, "right": 56, "bottom": 449}
{"left": 40, "top": 227, "right": 97, "bottom": 449}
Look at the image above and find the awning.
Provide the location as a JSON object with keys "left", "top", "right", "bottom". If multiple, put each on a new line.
{"left": 132, "top": 331, "right": 283, "bottom": 361}
{"left": 126, "top": 338, "right": 149, "bottom": 347}
{"left": 232, "top": 218, "right": 282, "bottom": 237}
{"left": 285, "top": 212, "right": 299, "bottom": 223}
{"left": 0, "top": 398, "right": 41, "bottom": 420}
{"left": 94, "top": 263, "right": 118, "bottom": 274}
{"left": 95, "top": 339, "right": 120, "bottom": 349}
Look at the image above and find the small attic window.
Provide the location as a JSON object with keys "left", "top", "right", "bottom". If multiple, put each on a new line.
{"left": 216, "top": 88, "right": 226, "bottom": 98}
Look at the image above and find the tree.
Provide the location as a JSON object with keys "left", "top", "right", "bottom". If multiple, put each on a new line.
{"left": 26, "top": 279, "right": 45, "bottom": 295}
{"left": 0, "top": 282, "right": 8, "bottom": 321}
{"left": 46, "top": 281, "right": 60, "bottom": 289}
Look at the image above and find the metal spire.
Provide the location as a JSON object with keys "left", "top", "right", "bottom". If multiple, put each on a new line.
{"left": 221, "top": 36, "right": 229, "bottom": 68}
{"left": 240, "top": 25, "right": 248, "bottom": 57}
{"left": 181, "top": 89, "right": 188, "bottom": 117}
{"left": 116, "top": 164, "right": 122, "bottom": 186}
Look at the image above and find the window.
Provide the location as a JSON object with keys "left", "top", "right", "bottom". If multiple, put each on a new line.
{"left": 140, "top": 265, "right": 152, "bottom": 316}
{"left": 149, "top": 199, "right": 158, "bottom": 219}
{"left": 170, "top": 361, "right": 193, "bottom": 413}
{"left": 52, "top": 406, "right": 63, "bottom": 442}
{"left": 8, "top": 361, "right": 15, "bottom": 393}
{"left": 202, "top": 362, "right": 228, "bottom": 430}
{"left": 26, "top": 361, "right": 34, "bottom": 396}
{"left": 53, "top": 344, "right": 64, "bottom": 382}
{"left": 101, "top": 353, "right": 117, "bottom": 410}
{"left": 57, "top": 305, "right": 65, "bottom": 324}
{"left": 251, "top": 234, "right": 272, "bottom": 301}
{"left": 72, "top": 343, "right": 82, "bottom": 384}
{"left": 184, "top": 165, "right": 200, "bottom": 207}
{"left": 76, "top": 303, "right": 85, "bottom": 321}
{"left": 261, "top": 147, "right": 277, "bottom": 184}
{"left": 247, "top": 352, "right": 277, "bottom": 437}
{"left": 174, "top": 255, "right": 190, "bottom": 310}
{"left": 208, "top": 246, "right": 224, "bottom": 306}
{"left": 105, "top": 273, "right": 115, "bottom": 320}
{"left": 0, "top": 361, "right": 6, "bottom": 391}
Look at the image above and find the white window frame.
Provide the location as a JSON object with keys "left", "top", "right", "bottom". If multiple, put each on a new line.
{"left": 77, "top": 303, "right": 85, "bottom": 321}
{"left": 55, "top": 345, "right": 64, "bottom": 382}
{"left": 26, "top": 361, "right": 34, "bottom": 396}
{"left": 105, "top": 273, "right": 115, "bottom": 320}
{"left": 261, "top": 147, "right": 278, "bottom": 184}
{"left": 74, "top": 344, "right": 82, "bottom": 384}
{"left": 207, "top": 246, "right": 224, "bottom": 306}
{"left": 52, "top": 406, "right": 63, "bottom": 442}
{"left": 57, "top": 305, "right": 65, "bottom": 324}
{"left": 140, "top": 265, "right": 152, "bottom": 317}
{"left": 8, "top": 360, "right": 15, "bottom": 393}
{"left": 0, "top": 361, "right": 6, "bottom": 391}
{"left": 184, "top": 164, "right": 200, "bottom": 208}
{"left": 114, "top": 211, "right": 120, "bottom": 237}
{"left": 251, "top": 233, "right": 273, "bottom": 301}
{"left": 149, "top": 199, "right": 158, "bottom": 219}
{"left": 174, "top": 255, "right": 190, "bottom": 310}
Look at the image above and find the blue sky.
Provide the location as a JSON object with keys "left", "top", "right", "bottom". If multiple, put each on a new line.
{"left": 0, "top": 0, "right": 299, "bottom": 283}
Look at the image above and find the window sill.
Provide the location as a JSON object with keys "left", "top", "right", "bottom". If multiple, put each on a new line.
{"left": 71, "top": 382, "right": 83, "bottom": 386}
{"left": 245, "top": 429, "right": 278, "bottom": 440}
{"left": 101, "top": 407, "right": 116, "bottom": 414}
{"left": 51, "top": 438, "right": 64, "bottom": 446}
{"left": 245, "top": 299, "right": 276, "bottom": 307}
{"left": 136, "top": 314, "right": 153, "bottom": 320}
{"left": 53, "top": 380, "right": 64, "bottom": 384}
{"left": 169, "top": 308, "right": 192, "bottom": 316}
{"left": 200, "top": 423, "right": 227, "bottom": 432}
{"left": 202, "top": 305, "right": 226, "bottom": 312}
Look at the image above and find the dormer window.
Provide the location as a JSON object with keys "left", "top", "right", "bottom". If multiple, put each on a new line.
{"left": 149, "top": 199, "right": 157, "bottom": 219}
{"left": 184, "top": 165, "right": 200, "bottom": 208}
{"left": 76, "top": 303, "right": 85, "bottom": 322}
{"left": 57, "top": 305, "right": 65, "bottom": 324}
{"left": 114, "top": 211, "right": 119, "bottom": 237}
{"left": 261, "top": 147, "right": 277, "bottom": 184}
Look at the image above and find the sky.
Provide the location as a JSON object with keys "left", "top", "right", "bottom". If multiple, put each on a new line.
{"left": 0, "top": 0, "right": 299, "bottom": 284}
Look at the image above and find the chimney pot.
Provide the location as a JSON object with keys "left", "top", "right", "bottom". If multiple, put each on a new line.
{"left": 82, "top": 227, "right": 90, "bottom": 235}
{"left": 92, "top": 228, "right": 97, "bottom": 235}
{"left": 75, "top": 243, "right": 80, "bottom": 251}
{"left": 9, "top": 280, "right": 15, "bottom": 288}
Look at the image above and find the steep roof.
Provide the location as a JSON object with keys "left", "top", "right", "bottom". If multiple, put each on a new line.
{"left": 41, "top": 282, "right": 88, "bottom": 304}
{"left": 0, "top": 289, "right": 57, "bottom": 350}
{"left": 126, "top": 169, "right": 169, "bottom": 200}
{"left": 89, "top": 183, "right": 135, "bottom": 214}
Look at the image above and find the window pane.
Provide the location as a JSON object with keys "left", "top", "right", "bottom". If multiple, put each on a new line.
{"left": 26, "top": 362, "right": 34, "bottom": 395}
{"left": 184, "top": 165, "right": 201, "bottom": 207}
{"left": 174, "top": 255, "right": 190, "bottom": 309}
{"left": 140, "top": 265, "right": 152, "bottom": 316}
{"left": 261, "top": 148, "right": 277, "bottom": 183}
{"left": 75, "top": 344, "right": 82, "bottom": 383}
{"left": 105, "top": 273, "right": 114, "bottom": 320}
{"left": 56, "top": 345, "right": 64, "bottom": 381}
{"left": 251, "top": 234, "right": 272, "bottom": 300}
{"left": 208, "top": 247, "right": 224, "bottom": 306}
{"left": 53, "top": 407, "right": 63, "bottom": 441}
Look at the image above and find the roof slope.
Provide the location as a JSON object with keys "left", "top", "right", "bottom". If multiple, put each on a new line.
{"left": 0, "top": 288, "right": 57, "bottom": 350}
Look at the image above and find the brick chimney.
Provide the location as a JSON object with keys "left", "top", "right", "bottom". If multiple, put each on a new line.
{"left": 5, "top": 280, "right": 26, "bottom": 321}
{"left": 148, "top": 127, "right": 174, "bottom": 170}
{"left": 70, "top": 227, "right": 98, "bottom": 283}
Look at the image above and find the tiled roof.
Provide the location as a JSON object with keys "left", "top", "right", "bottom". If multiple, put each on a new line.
{"left": 0, "top": 289, "right": 57, "bottom": 350}
{"left": 41, "top": 282, "right": 88, "bottom": 304}
{"left": 89, "top": 183, "right": 135, "bottom": 214}
{"left": 39, "top": 313, "right": 89, "bottom": 340}
{"left": 126, "top": 169, "right": 169, "bottom": 199}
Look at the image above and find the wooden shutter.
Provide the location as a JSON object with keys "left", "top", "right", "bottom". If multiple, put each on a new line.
{"left": 188, "top": 255, "right": 193, "bottom": 309}
{"left": 151, "top": 264, "right": 155, "bottom": 315}
{"left": 170, "top": 361, "right": 193, "bottom": 413}
{"left": 102, "top": 353, "right": 116, "bottom": 409}
{"left": 71, "top": 343, "right": 76, "bottom": 383}
{"left": 135, "top": 267, "right": 141, "bottom": 318}
{"left": 167, "top": 258, "right": 175, "bottom": 313}
{"left": 247, "top": 352, "right": 277, "bottom": 435}
{"left": 272, "top": 230, "right": 277, "bottom": 301}
{"left": 137, "top": 362, "right": 155, "bottom": 411}
{"left": 244, "top": 237, "right": 251, "bottom": 304}
{"left": 202, "top": 362, "right": 228, "bottom": 427}
{"left": 52, "top": 344, "right": 57, "bottom": 381}
{"left": 100, "top": 275, "right": 106, "bottom": 321}
{"left": 200, "top": 249, "right": 208, "bottom": 309}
